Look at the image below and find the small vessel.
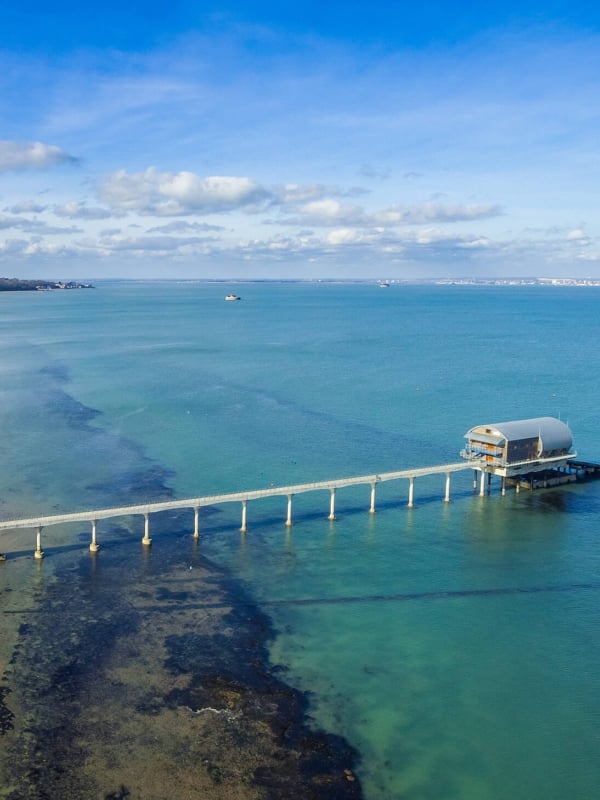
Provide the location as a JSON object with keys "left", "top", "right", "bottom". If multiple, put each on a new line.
{"left": 378, "top": 281, "right": 390, "bottom": 288}
{"left": 225, "top": 294, "right": 241, "bottom": 301}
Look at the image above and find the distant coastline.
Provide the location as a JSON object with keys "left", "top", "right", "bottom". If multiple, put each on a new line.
{"left": 0, "top": 278, "right": 94, "bottom": 291}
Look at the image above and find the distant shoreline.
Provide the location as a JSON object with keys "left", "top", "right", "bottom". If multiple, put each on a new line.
{"left": 4, "top": 276, "right": 600, "bottom": 289}
{"left": 0, "top": 278, "right": 94, "bottom": 291}
{"left": 93, "top": 277, "right": 600, "bottom": 287}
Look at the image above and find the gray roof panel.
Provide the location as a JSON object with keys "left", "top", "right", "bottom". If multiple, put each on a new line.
{"left": 465, "top": 417, "right": 572, "bottom": 452}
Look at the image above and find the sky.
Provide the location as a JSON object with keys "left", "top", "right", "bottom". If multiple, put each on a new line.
{"left": 1, "top": 1, "right": 599, "bottom": 280}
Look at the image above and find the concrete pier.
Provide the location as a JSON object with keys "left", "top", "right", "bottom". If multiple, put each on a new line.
{"left": 328, "top": 488, "right": 336, "bottom": 521}
{"left": 0, "top": 461, "right": 481, "bottom": 557}
{"left": 90, "top": 519, "right": 99, "bottom": 553}
{"left": 142, "top": 513, "right": 152, "bottom": 546}
{"left": 34, "top": 526, "right": 44, "bottom": 560}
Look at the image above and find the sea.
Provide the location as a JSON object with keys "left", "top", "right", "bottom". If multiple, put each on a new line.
{"left": 1, "top": 281, "right": 599, "bottom": 799}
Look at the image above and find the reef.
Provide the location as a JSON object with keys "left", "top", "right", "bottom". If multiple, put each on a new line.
{"left": 0, "top": 528, "right": 362, "bottom": 800}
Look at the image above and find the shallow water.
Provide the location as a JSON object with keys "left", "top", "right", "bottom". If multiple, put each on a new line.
{"left": 1, "top": 282, "right": 600, "bottom": 798}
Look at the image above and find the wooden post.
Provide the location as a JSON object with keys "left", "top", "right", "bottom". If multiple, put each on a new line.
{"left": 90, "top": 519, "right": 99, "bottom": 553}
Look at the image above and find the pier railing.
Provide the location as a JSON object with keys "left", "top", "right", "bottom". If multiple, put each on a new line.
{"left": 0, "top": 462, "right": 471, "bottom": 559}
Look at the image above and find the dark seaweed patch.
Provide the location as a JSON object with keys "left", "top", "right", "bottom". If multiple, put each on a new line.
{"left": 0, "top": 685, "right": 14, "bottom": 735}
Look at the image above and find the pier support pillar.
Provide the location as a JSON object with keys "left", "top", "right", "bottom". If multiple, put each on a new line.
{"left": 473, "top": 470, "right": 478, "bottom": 491}
{"left": 90, "top": 519, "right": 99, "bottom": 553}
{"left": 479, "top": 471, "right": 486, "bottom": 497}
{"left": 285, "top": 495, "right": 293, "bottom": 527}
{"left": 240, "top": 500, "right": 248, "bottom": 533}
{"left": 369, "top": 482, "right": 376, "bottom": 514}
{"left": 328, "top": 488, "right": 336, "bottom": 521}
{"left": 34, "top": 526, "right": 44, "bottom": 560}
{"left": 444, "top": 473, "right": 451, "bottom": 503}
{"left": 193, "top": 507, "right": 200, "bottom": 539}
{"left": 407, "top": 477, "right": 415, "bottom": 509}
{"left": 142, "top": 513, "right": 152, "bottom": 546}
{"left": 501, "top": 477, "right": 506, "bottom": 496}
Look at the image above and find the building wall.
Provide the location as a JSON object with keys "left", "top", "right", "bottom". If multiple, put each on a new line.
{"left": 506, "top": 437, "right": 539, "bottom": 464}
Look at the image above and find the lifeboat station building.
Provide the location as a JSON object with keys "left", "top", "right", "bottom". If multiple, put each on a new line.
{"left": 461, "top": 416, "right": 576, "bottom": 494}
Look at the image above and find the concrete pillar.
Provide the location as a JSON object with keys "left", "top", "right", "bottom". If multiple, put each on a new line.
{"left": 501, "top": 477, "right": 506, "bottom": 496}
{"left": 193, "top": 507, "right": 200, "bottom": 539}
{"left": 369, "top": 482, "right": 376, "bottom": 514}
{"left": 90, "top": 519, "right": 99, "bottom": 553}
{"left": 240, "top": 500, "right": 248, "bottom": 533}
{"left": 444, "top": 473, "right": 451, "bottom": 503}
{"left": 408, "top": 477, "right": 415, "bottom": 509}
{"left": 285, "top": 494, "right": 293, "bottom": 527}
{"left": 142, "top": 513, "right": 152, "bottom": 546}
{"left": 328, "top": 488, "right": 336, "bottom": 521}
{"left": 473, "top": 470, "right": 478, "bottom": 490}
{"left": 479, "top": 470, "right": 486, "bottom": 497}
{"left": 34, "top": 526, "right": 44, "bottom": 560}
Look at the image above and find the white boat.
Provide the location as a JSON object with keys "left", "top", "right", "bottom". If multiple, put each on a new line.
{"left": 225, "top": 294, "right": 241, "bottom": 301}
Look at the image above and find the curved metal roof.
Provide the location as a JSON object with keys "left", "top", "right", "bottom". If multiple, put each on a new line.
{"left": 465, "top": 417, "right": 572, "bottom": 452}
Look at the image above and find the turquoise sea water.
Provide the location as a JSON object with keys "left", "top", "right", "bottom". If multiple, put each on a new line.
{"left": 1, "top": 282, "right": 600, "bottom": 798}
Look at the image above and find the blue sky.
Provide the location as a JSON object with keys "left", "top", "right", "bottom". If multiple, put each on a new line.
{"left": 1, "top": 1, "right": 599, "bottom": 279}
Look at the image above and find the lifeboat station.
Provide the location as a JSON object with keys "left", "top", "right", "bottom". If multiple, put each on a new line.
{"left": 460, "top": 416, "right": 581, "bottom": 494}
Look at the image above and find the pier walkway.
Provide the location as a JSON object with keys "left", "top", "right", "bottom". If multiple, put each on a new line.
{"left": 0, "top": 462, "right": 470, "bottom": 559}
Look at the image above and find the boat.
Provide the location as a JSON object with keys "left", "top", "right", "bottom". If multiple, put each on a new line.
{"left": 225, "top": 294, "right": 241, "bottom": 301}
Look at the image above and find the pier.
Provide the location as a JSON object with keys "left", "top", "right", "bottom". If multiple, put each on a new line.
{"left": 3, "top": 455, "right": 600, "bottom": 560}
{"left": 0, "top": 462, "right": 470, "bottom": 558}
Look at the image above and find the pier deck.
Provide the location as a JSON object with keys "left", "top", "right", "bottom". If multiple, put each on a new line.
{"left": 0, "top": 462, "right": 471, "bottom": 557}
{"left": 0, "top": 462, "right": 469, "bottom": 533}
{"left": 3, "top": 457, "right": 599, "bottom": 559}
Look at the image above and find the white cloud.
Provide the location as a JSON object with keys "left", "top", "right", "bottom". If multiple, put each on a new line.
{"left": 273, "top": 183, "right": 343, "bottom": 204}
{"left": 99, "top": 168, "right": 271, "bottom": 215}
{"left": 567, "top": 228, "right": 587, "bottom": 241}
{"left": 279, "top": 199, "right": 502, "bottom": 229}
{"left": 374, "top": 203, "right": 503, "bottom": 225}
{"left": 326, "top": 227, "right": 382, "bottom": 245}
{"left": 147, "top": 220, "right": 225, "bottom": 233}
{"left": 95, "top": 233, "right": 216, "bottom": 254}
{"left": 53, "top": 201, "right": 114, "bottom": 220}
{"left": 281, "top": 198, "right": 366, "bottom": 227}
{"left": 6, "top": 201, "right": 47, "bottom": 214}
{"left": 0, "top": 214, "right": 81, "bottom": 234}
{"left": 0, "top": 141, "right": 77, "bottom": 172}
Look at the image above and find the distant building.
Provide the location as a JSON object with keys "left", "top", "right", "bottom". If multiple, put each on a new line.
{"left": 461, "top": 417, "right": 575, "bottom": 480}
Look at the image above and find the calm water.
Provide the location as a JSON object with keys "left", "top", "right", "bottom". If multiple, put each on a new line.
{"left": 1, "top": 281, "right": 600, "bottom": 798}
